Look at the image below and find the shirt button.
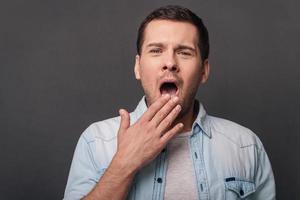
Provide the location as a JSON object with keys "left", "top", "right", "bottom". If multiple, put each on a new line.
{"left": 157, "top": 177, "right": 163, "bottom": 183}
{"left": 239, "top": 189, "right": 244, "bottom": 196}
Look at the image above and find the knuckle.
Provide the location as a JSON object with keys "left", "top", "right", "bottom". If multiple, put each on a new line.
{"left": 157, "top": 110, "right": 166, "bottom": 119}
{"left": 166, "top": 101, "right": 174, "bottom": 109}
{"left": 166, "top": 119, "right": 172, "bottom": 127}
{"left": 158, "top": 139, "right": 165, "bottom": 146}
{"left": 171, "top": 109, "right": 179, "bottom": 118}
{"left": 169, "top": 127, "right": 176, "bottom": 135}
{"left": 145, "top": 123, "right": 153, "bottom": 132}
{"left": 141, "top": 119, "right": 148, "bottom": 124}
{"left": 152, "top": 103, "right": 159, "bottom": 110}
{"left": 136, "top": 120, "right": 144, "bottom": 128}
{"left": 162, "top": 118, "right": 171, "bottom": 128}
{"left": 147, "top": 106, "right": 154, "bottom": 114}
{"left": 160, "top": 105, "right": 172, "bottom": 116}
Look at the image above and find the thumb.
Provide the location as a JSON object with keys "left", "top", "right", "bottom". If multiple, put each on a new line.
{"left": 118, "top": 109, "right": 130, "bottom": 132}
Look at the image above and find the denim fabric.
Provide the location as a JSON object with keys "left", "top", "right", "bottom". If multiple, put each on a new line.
{"left": 64, "top": 97, "right": 276, "bottom": 200}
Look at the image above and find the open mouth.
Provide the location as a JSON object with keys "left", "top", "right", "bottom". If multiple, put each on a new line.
{"left": 160, "top": 82, "right": 178, "bottom": 96}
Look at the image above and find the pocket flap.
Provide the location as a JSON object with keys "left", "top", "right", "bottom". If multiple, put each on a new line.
{"left": 225, "top": 177, "right": 255, "bottom": 198}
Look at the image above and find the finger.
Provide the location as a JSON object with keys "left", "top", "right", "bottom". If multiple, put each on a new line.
{"left": 151, "top": 96, "right": 179, "bottom": 127}
{"left": 118, "top": 109, "right": 130, "bottom": 133}
{"left": 160, "top": 123, "right": 184, "bottom": 144}
{"left": 141, "top": 94, "right": 171, "bottom": 122}
{"left": 156, "top": 104, "right": 181, "bottom": 132}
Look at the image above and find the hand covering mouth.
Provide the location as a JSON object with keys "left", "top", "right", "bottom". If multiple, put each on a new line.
{"left": 160, "top": 82, "right": 178, "bottom": 96}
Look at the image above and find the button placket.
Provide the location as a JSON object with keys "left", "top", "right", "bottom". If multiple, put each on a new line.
{"left": 190, "top": 126, "right": 209, "bottom": 200}
{"left": 152, "top": 148, "right": 168, "bottom": 200}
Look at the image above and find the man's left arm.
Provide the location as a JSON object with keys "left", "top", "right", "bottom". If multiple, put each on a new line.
{"left": 252, "top": 140, "right": 276, "bottom": 199}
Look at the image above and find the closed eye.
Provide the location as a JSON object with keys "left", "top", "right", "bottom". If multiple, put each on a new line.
{"left": 176, "top": 45, "right": 196, "bottom": 57}
{"left": 149, "top": 48, "right": 162, "bottom": 54}
{"left": 178, "top": 51, "right": 192, "bottom": 56}
{"left": 177, "top": 50, "right": 194, "bottom": 57}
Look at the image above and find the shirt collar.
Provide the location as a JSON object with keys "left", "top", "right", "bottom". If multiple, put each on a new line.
{"left": 132, "top": 96, "right": 211, "bottom": 138}
{"left": 192, "top": 100, "right": 212, "bottom": 138}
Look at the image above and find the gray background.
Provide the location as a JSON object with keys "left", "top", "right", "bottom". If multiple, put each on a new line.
{"left": 0, "top": 0, "right": 299, "bottom": 199}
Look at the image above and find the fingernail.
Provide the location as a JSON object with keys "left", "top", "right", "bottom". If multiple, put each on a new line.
{"left": 163, "top": 94, "right": 170, "bottom": 99}
{"left": 176, "top": 105, "right": 181, "bottom": 111}
{"left": 172, "top": 96, "right": 179, "bottom": 102}
{"left": 119, "top": 109, "right": 125, "bottom": 115}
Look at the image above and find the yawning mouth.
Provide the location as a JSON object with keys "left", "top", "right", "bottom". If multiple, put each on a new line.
{"left": 160, "top": 82, "right": 178, "bottom": 96}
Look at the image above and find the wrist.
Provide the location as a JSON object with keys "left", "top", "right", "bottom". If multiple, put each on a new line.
{"left": 108, "top": 153, "right": 138, "bottom": 179}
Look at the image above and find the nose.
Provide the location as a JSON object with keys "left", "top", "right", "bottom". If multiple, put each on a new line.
{"left": 162, "top": 52, "right": 179, "bottom": 72}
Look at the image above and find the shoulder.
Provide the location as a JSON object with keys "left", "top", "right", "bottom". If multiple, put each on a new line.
{"left": 81, "top": 115, "right": 121, "bottom": 142}
{"left": 80, "top": 111, "right": 136, "bottom": 142}
{"left": 207, "top": 115, "right": 263, "bottom": 149}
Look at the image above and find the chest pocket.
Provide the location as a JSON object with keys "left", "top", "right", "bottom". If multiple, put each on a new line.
{"left": 224, "top": 177, "right": 256, "bottom": 199}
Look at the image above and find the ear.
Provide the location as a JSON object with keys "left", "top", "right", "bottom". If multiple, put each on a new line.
{"left": 199, "top": 59, "right": 210, "bottom": 84}
{"left": 134, "top": 55, "right": 141, "bottom": 80}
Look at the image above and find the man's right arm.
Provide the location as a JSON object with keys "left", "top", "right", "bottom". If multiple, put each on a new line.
{"left": 82, "top": 95, "right": 183, "bottom": 200}
{"left": 82, "top": 154, "right": 136, "bottom": 200}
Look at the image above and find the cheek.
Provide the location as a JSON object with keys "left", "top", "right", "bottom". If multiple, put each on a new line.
{"left": 182, "top": 79, "right": 199, "bottom": 94}
{"left": 140, "top": 68, "right": 156, "bottom": 82}
{"left": 140, "top": 59, "right": 161, "bottom": 81}
{"left": 139, "top": 66, "right": 158, "bottom": 91}
{"left": 182, "top": 69, "right": 201, "bottom": 87}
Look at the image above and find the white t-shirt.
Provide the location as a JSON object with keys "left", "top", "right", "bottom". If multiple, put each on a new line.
{"left": 164, "top": 132, "right": 198, "bottom": 200}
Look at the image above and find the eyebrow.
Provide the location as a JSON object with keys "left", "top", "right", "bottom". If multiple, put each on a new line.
{"left": 145, "top": 43, "right": 196, "bottom": 52}
{"left": 176, "top": 45, "right": 196, "bottom": 53}
{"left": 145, "top": 43, "right": 164, "bottom": 48}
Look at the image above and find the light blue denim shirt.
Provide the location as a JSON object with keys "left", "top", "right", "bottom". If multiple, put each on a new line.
{"left": 64, "top": 97, "right": 276, "bottom": 200}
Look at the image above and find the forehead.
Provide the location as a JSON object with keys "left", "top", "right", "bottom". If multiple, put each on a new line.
{"left": 143, "top": 20, "right": 199, "bottom": 47}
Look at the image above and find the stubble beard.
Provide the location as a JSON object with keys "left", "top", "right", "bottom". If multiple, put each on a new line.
{"left": 174, "top": 87, "right": 198, "bottom": 125}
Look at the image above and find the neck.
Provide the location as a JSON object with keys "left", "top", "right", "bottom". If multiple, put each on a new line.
{"left": 173, "top": 100, "right": 197, "bottom": 133}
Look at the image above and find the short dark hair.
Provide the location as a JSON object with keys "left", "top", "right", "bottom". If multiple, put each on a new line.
{"left": 136, "top": 5, "right": 209, "bottom": 61}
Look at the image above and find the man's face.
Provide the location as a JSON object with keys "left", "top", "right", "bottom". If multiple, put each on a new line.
{"left": 135, "top": 20, "right": 209, "bottom": 117}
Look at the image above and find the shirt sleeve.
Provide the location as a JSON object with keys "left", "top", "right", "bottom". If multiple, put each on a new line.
{"left": 63, "top": 129, "right": 105, "bottom": 200}
{"left": 251, "top": 139, "right": 276, "bottom": 200}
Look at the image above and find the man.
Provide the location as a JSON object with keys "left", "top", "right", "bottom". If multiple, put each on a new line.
{"left": 64, "top": 5, "right": 276, "bottom": 200}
